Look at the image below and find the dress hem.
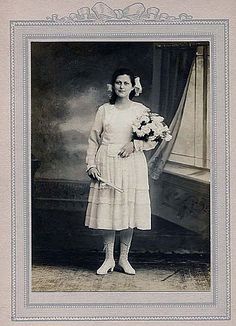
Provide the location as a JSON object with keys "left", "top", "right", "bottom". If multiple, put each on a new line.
{"left": 85, "top": 225, "right": 151, "bottom": 231}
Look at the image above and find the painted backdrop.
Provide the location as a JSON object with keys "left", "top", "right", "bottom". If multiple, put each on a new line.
{"left": 31, "top": 42, "right": 153, "bottom": 181}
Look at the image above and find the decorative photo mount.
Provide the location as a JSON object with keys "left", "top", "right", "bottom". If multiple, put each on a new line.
{"left": 10, "top": 2, "right": 230, "bottom": 321}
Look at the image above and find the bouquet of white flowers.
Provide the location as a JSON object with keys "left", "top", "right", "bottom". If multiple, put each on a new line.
{"left": 132, "top": 110, "right": 172, "bottom": 142}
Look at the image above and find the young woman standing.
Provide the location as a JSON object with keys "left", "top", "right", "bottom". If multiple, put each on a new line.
{"left": 85, "top": 68, "right": 157, "bottom": 275}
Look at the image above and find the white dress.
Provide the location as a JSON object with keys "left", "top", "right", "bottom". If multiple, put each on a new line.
{"left": 85, "top": 101, "right": 157, "bottom": 230}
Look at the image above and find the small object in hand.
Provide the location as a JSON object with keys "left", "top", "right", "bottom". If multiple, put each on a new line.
{"left": 97, "top": 176, "right": 124, "bottom": 193}
{"left": 87, "top": 167, "right": 101, "bottom": 180}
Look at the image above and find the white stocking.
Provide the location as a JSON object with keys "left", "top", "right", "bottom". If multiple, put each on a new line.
{"left": 119, "top": 228, "right": 135, "bottom": 275}
{"left": 102, "top": 230, "right": 115, "bottom": 246}
{"left": 120, "top": 228, "right": 133, "bottom": 246}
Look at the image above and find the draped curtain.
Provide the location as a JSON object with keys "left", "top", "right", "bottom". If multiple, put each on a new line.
{"left": 148, "top": 44, "right": 197, "bottom": 179}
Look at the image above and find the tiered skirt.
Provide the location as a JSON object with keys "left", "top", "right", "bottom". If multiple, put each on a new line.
{"left": 85, "top": 144, "right": 151, "bottom": 230}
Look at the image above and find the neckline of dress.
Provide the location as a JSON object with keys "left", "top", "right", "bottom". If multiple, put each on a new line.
{"left": 113, "top": 101, "right": 134, "bottom": 111}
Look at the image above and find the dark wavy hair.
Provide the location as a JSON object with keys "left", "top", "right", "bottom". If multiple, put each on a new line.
{"left": 109, "top": 68, "right": 136, "bottom": 104}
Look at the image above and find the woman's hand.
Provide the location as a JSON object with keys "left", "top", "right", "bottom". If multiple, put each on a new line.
{"left": 87, "top": 167, "right": 101, "bottom": 181}
{"left": 118, "top": 141, "right": 134, "bottom": 158}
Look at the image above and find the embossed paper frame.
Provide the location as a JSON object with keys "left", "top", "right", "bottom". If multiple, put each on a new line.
{"left": 10, "top": 3, "right": 230, "bottom": 322}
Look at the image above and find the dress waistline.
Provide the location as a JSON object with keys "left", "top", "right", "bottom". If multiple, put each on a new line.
{"left": 100, "top": 143, "right": 124, "bottom": 157}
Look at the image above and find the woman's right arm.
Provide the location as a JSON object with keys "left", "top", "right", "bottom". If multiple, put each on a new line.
{"left": 86, "top": 105, "right": 104, "bottom": 175}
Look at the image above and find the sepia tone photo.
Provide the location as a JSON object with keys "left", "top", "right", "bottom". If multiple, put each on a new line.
{"left": 31, "top": 41, "right": 210, "bottom": 292}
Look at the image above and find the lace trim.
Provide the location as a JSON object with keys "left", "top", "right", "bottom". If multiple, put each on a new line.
{"left": 87, "top": 201, "right": 150, "bottom": 205}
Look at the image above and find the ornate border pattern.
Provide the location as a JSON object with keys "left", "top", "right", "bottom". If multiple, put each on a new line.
{"left": 223, "top": 21, "right": 231, "bottom": 319}
{"left": 22, "top": 33, "right": 216, "bottom": 311}
{"left": 10, "top": 21, "right": 17, "bottom": 320}
{"left": 45, "top": 2, "right": 193, "bottom": 23}
{"left": 10, "top": 10, "right": 230, "bottom": 321}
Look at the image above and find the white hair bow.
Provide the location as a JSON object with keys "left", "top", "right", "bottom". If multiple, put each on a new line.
{"left": 107, "top": 83, "right": 113, "bottom": 92}
{"left": 134, "top": 76, "right": 142, "bottom": 96}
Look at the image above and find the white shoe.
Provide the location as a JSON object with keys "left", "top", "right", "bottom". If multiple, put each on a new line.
{"left": 118, "top": 242, "right": 135, "bottom": 275}
{"left": 96, "top": 242, "right": 115, "bottom": 275}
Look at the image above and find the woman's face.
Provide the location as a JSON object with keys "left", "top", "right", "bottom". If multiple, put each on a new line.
{"left": 113, "top": 74, "right": 134, "bottom": 99}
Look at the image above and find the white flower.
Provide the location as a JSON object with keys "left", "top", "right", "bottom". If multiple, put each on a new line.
{"left": 141, "top": 115, "right": 150, "bottom": 124}
{"left": 162, "top": 125, "right": 169, "bottom": 132}
{"left": 165, "top": 133, "right": 172, "bottom": 141}
{"left": 152, "top": 130, "right": 160, "bottom": 137}
{"left": 154, "top": 125, "right": 163, "bottom": 134}
{"left": 132, "top": 126, "right": 138, "bottom": 133}
{"left": 136, "top": 129, "right": 146, "bottom": 137}
{"left": 151, "top": 114, "right": 164, "bottom": 123}
{"left": 141, "top": 125, "right": 151, "bottom": 134}
{"left": 148, "top": 122, "right": 157, "bottom": 131}
{"left": 149, "top": 135, "right": 157, "bottom": 141}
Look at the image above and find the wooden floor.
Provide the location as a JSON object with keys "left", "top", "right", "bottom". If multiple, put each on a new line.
{"left": 32, "top": 253, "right": 210, "bottom": 292}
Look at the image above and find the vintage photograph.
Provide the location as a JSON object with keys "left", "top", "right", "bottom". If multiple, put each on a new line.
{"left": 31, "top": 41, "right": 210, "bottom": 292}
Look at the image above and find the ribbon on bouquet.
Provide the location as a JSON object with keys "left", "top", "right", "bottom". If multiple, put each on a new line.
{"left": 97, "top": 176, "right": 124, "bottom": 193}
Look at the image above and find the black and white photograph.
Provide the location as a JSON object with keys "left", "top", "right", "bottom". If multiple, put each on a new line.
{"left": 31, "top": 41, "right": 211, "bottom": 292}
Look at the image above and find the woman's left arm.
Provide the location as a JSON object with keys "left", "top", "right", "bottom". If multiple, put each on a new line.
{"left": 118, "top": 139, "right": 157, "bottom": 158}
{"left": 133, "top": 139, "right": 157, "bottom": 151}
